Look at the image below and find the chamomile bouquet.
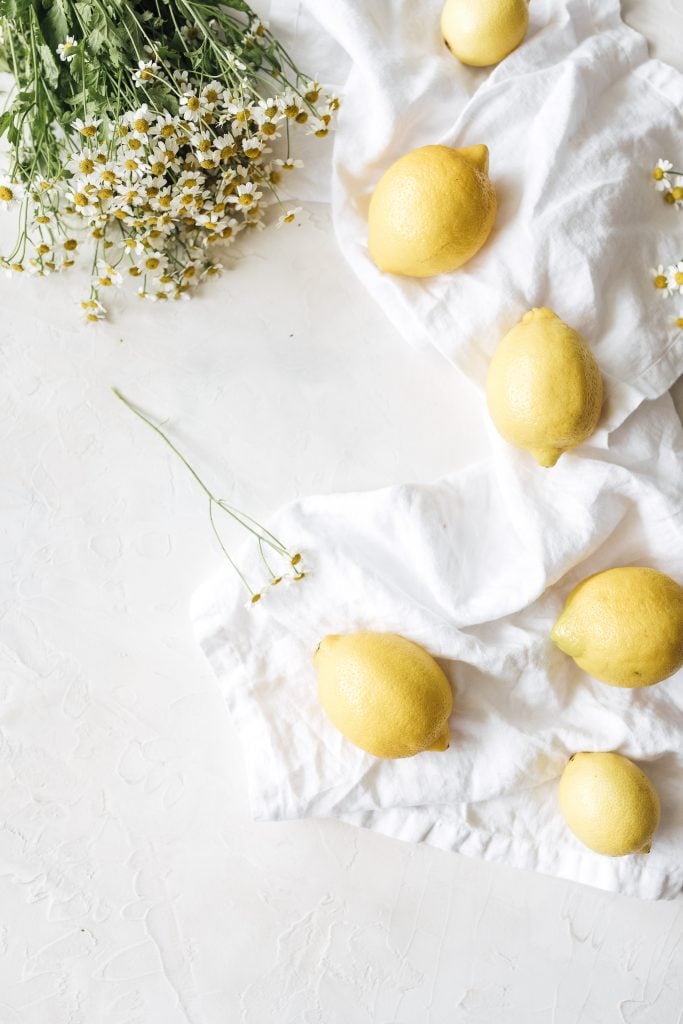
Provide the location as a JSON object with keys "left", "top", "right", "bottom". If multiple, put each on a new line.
{"left": 0, "top": 0, "right": 338, "bottom": 319}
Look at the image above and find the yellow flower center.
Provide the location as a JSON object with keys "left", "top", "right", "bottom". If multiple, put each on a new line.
{"left": 675, "top": 272, "right": 683, "bottom": 286}
{"left": 261, "top": 121, "right": 277, "bottom": 136}
{"left": 665, "top": 192, "right": 675, "bottom": 205}
{"left": 283, "top": 213, "right": 295, "bottom": 223}
{"left": 158, "top": 195, "right": 172, "bottom": 208}
{"left": 295, "top": 111, "right": 308, "bottom": 124}
{"left": 73, "top": 192, "right": 89, "bottom": 207}
{"left": 92, "top": 228, "right": 104, "bottom": 239}
{"left": 98, "top": 188, "right": 114, "bottom": 200}
{"left": 314, "top": 127, "right": 328, "bottom": 138}
{"left": 134, "top": 118, "right": 149, "bottom": 133}
{"left": 284, "top": 104, "right": 298, "bottom": 118}
{"left": 150, "top": 161, "right": 166, "bottom": 176}
{"left": 653, "top": 167, "right": 664, "bottom": 180}
{"left": 80, "top": 125, "right": 97, "bottom": 137}
{"left": 99, "top": 276, "right": 113, "bottom": 286}
{"left": 79, "top": 159, "right": 94, "bottom": 174}
{"left": 161, "top": 124, "right": 176, "bottom": 137}
{"left": 129, "top": 266, "right": 141, "bottom": 276}
{"left": 198, "top": 138, "right": 212, "bottom": 152}
{"left": 187, "top": 96, "right": 200, "bottom": 111}
{"left": 676, "top": 317, "right": 683, "bottom": 329}
{"left": 64, "top": 238, "right": 78, "bottom": 251}
{"left": 205, "top": 89, "right": 219, "bottom": 103}
{"left": 37, "top": 243, "right": 50, "bottom": 254}
{"left": 128, "top": 137, "right": 143, "bottom": 151}
{"left": 305, "top": 89, "right": 319, "bottom": 102}
{"left": 145, "top": 257, "right": 161, "bottom": 270}
{"left": 221, "top": 227, "right": 233, "bottom": 239}
{"left": 673, "top": 187, "right": 683, "bottom": 201}
{"left": 101, "top": 170, "right": 117, "bottom": 183}
{"left": 11, "top": 263, "right": 24, "bottom": 272}
{"left": 0, "top": 186, "right": 14, "bottom": 201}
{"left": 183, "top": 266, "right": 196, "bottom": 278}
{"left": 36, "top": 215, "right": 50, "bottom": 224}
{"left": 124, "top": 159, "right": 139, "bottom": 171}
{"left": 270, "top": 171, "right": 282, "bottom": 185}
{"left": 654, "top": 275, "right": 668, "bottom": 289}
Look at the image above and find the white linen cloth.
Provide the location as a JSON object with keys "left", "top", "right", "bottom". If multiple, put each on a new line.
{"left": 192, "top": 0, "right": 683, "bottom": 898}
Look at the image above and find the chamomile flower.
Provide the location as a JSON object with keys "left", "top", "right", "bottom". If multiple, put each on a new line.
{"left": 201, "top": 81, "right": 224, "bottom": 109}
{"left": 97, "top": 260, "right": 123, "bottom": 287}
{"left": 126, "top": 105, "right": 154, "bottom": 137}
{"left": 0, "top": 177, "right": 25, "bottom": 209}
{"left": 72, "top": 116, "right": 102, "bottom": 139}
{"left": 667, "top": 262, "right": 683, "bottom": 294}
{"left": 133, "top": 60, "right": 159, "bottom": 87}
{"left": 651, "top": 264, "right": 673, "bottom": 296}
{"left": 652, "top": 158, "right": 673, "bottom": 191}
{"left": 307, "top": 117, "right": 330, "bottom": 138}
{"left": 303, "top": 79, "right": 322, "bottom": 102}
{"left": 234, "top": 182, "right": 262, "bottom": 207}
{"left": 179, "top": 90, "right": 204, "bottom": 122}
{"left": 280, "top": 157, "right": 304, "bottom": 172}
{"left": 57, "top": 36, "right": 78, "bottom": 62}
{"left": 675, "top": 310, "right": 683, "bottom": 330}
{"left": 241, "top": 136, "right": 268, "bottom": 160}
{"left": 276, "top": 207, "right": 302, "bottom": 228}
{"left": 138, "top": 250, "right": 168, "bottom": 274}
{"left": 180, "top": 23, "right": 202, "bottom": 46}
{"left": 80, "top": 299, "right": 106, "bottom": 322}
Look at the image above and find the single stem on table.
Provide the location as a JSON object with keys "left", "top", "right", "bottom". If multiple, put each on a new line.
{"left": 112, "top": 387, "right": 303, "bottom": 599}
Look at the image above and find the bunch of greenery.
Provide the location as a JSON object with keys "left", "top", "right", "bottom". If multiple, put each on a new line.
{"left": 0, "top": 0, "right": 337, "bottom": 318}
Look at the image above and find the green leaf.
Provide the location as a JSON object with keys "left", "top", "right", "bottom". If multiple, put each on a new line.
{"left": 39, "top": 0, "right": 69, "bottom": 49}
{"left": 38, "top": 41, "right": 59, "bottom": 88}
{"left": 0, "top": 0, "right": 33, "bottom": 19}
{"left": 0, "top": 109, "right": 13, "bottom": 138}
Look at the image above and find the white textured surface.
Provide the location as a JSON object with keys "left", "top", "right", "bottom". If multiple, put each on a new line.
{"left": 1, "top": 3, "right": 682, "bottom": 1023}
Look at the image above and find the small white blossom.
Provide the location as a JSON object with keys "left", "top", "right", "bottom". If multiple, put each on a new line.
{"left": 133, "top": 60, "right": 160, "bottom": 87}
{"left": 276, "top": 207, "right": 302, "bottom": 228}
{"left": 667, "top": 262, "right": 683, "bottom": 294}
{"left": 652, "top": 158, "right": 673, "bottom": 192}
{"left": 0, "top": 177, "right": 25, "bottom": 210}
{"left": 80, "top": 299, "right": 106, "bottom": 322}
{"left": 651, "top": 264, "right": 674, "bottom": 297}
{"left": 72, "top": 116, "right": 102, "bottom": 139}
{"left": 234, "top": 182, "right": 262, "bottom": 207}
{"left": 96, "top": 260, "right": 123, "bottom": 287}
{"left": 57, "top": 36, "right": 78, "bottom": 62}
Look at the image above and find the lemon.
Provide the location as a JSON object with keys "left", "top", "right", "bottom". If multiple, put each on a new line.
{"left": 368, "top": 144, "right": 497, "bottom": 278}
{"left": 551, "top": 567, "right": 683, "bottom": 688}
{"left": 486, "top": 308, "right": 603, "bottom": 467}
{"left": 441, "top": 0, "right": 530, "bottom": 67}
{"left": 559, "top": 752, "right": 660, "bottom": 856}
{"left": 313, "top": 632, "right": 453, "bottom": 758}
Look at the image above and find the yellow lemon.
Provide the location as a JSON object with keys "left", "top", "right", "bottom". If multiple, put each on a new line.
{"left": 441, "top": 0, "right": 530, "bottom": 67}
{"left": 559, "top": 752, "right": 660, "bottom": 856}
{"left": 551, "top": 567, "right": 683, "bottom": 688}
{"left": 313, "top": 632, "right": 453, "bottom": 759}
{"left": 368, "top": 144, "right": 497, "bottom": 278}
{"left": 486, "top": 307, "right": 603, "bottom": 467}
